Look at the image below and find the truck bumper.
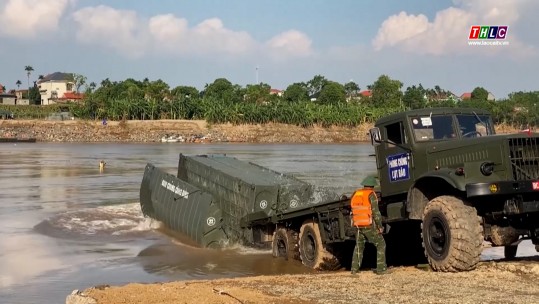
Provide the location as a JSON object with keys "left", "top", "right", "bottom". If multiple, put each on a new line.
{"left": 466, "top": 180, "right": 539, "bottom": 197}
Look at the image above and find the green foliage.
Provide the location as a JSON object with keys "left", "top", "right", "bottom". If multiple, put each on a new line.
{"left": 403, "top": 84, "right": 427, "bottom": 109}
{"left": 204, "top": 78, "right": 242, "bottom": 103}
{"left": 344, "top": 81, "right": 360, "bottom": 98}
{"left": 471, "top": 87, "right": 489, "bottom": 101}
{"left": 370, "top": 75, "right": 403, "bottom": 108}
{"left": 73, "top": 74, "right": 87, "bottom": 93}
{"left": 317, "top": 81, "right": 346, "bottom": 105}
{"left": 307, "top": 75, "right": 328, "bottom": 96}
{"left": 283, "top": 83, "right": 309, "bottom": 103}
{"left": 171, "top": 85, "right": 199, "bottom": 98}
{"left": 244, "top": 83, "right": 272, "bottom": 104}
{"left": 5, "top": 74, "right": 538, "bottom": 130}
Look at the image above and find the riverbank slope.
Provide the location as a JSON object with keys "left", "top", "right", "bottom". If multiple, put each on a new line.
{"left": 0, "top": 119, "right": 372, "bottom": 143}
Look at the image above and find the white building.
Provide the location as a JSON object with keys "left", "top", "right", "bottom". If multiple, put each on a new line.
{"left": 38, "top": 72, "right": 78, "bottom": 105}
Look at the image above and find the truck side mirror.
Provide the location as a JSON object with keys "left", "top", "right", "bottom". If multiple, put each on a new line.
{"left": 369, "top": 128, "right": 382, "bottom": 146}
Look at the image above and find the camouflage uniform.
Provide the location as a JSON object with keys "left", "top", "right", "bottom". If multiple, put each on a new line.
{"left": 351, "top": 188, "right": 387, "bottom": 273}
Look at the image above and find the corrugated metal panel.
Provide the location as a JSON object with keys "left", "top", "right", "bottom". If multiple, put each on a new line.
{"left": 140, "top": 163, "right": 227, "bottom": 248}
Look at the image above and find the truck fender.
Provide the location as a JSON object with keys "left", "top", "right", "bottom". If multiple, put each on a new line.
{"left": 406, "top": 169, "right": 464, "bottom": 220}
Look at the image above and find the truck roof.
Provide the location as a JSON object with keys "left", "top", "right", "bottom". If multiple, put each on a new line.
{"left": 375, "top": 107, "right": 492, "bottom": 127}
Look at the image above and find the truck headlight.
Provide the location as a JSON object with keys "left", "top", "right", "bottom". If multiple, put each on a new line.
{"left": 480, "top": 162, "right": 495, "bottom": 176}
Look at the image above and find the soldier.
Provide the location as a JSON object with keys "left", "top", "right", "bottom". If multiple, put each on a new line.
{"left": 350, "top": 176, "right": 389, "bottom": 275}
{"left": 99, "top": 160, "right": 106, "bottom": 172}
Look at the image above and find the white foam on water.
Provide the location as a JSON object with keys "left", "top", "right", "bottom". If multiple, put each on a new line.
{"left": 124, "top": 217, "right": 163, "bottom": 234}
{"left": 44, "top": 202, "right": 153, "bottom": 237}
{"left": 227, "top": 243, "right": 271, "bottom": 255}
{"left": 204, "top": 263, "right": 217, "bottom": 270}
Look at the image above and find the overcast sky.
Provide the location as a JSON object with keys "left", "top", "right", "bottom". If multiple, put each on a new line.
{"left": 0, "top": 0, "right": 537, "bottom": 98}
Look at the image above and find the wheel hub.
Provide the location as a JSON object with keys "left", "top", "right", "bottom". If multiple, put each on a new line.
{"left": 428, "top": 216, "right": 449, "bottom": 257}
{"left": 303, "top": 234, "right": 316, "bottom": 262}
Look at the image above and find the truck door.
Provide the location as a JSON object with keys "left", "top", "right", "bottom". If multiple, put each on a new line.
{"left": 376, "top": 121, "right": 413, "bottom": 197}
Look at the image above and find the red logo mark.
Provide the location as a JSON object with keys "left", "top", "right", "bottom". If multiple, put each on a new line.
{"left": 532, "top": 181, "right": 539, "bottom": 190}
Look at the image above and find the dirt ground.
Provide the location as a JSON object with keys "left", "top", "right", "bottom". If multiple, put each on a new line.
{"left": 72, "top": 258, "right": 539, "bottom": 304}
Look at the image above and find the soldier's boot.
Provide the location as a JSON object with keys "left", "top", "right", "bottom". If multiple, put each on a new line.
{"left": 374, "top": 267, "right": 393, "bottom": 275}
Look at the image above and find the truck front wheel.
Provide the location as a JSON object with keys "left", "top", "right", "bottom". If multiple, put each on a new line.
{"left": 298, "top": 220, "right": 340, "bottom": 270}
{"left": 422, "top": 196, "right": 483, "bottom": 272}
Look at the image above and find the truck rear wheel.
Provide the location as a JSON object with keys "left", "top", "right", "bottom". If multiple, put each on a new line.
{"left": 298, "top": 220, "right": 340, "bottom": 270}
{"left": 272, "top": 227, "right": 298, "bottom": 260}
{"left": 421, "top": 196, "right": 483, "bottom": 272}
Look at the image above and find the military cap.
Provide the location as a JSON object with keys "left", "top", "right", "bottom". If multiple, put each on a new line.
{"left": 361, "top": 176, "right": 378, "bottom": 187}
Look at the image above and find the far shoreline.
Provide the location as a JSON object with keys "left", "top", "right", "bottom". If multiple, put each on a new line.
{"left": 0, "top": 119, "right": 522, "bottom": 144}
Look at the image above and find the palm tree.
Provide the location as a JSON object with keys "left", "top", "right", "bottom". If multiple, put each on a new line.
{"left": 16, "top": 80, "right": 22, "bottom": 89}
{"left": 24, "top": 65, "right": 34, "bottom": 89}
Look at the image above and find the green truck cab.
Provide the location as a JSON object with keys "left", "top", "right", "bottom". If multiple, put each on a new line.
{"left": 369, "top": 107, "right": 539, "bottom": 271}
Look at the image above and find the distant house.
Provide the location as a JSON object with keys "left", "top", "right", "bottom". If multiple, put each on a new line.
{"left": 0, "top": 83, "right": 4, "bottom": 93}
{"left": 359, "top": 90, "right": 372, "bottom": 98}
{"left": 460, "top": 92, "right": 472, "bottom": 100}
{"left": 38, "top": 72, "right": 82, "bottom": 105}
{"left": 57, "top": 92, "right": 84, "bottom": 103}
{"left": 460, "top": 92, "right": 495, "bottom": 101}
{"left": 0, "top": 92, "right": 17, "bottom": 105}
{"left": 270, "top": 88, "right": 283, "bottom": 97}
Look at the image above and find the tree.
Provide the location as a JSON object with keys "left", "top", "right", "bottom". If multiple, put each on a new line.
{"left": 283, "top": 83, "right": 309, "bottom": 103}
{"left": 24, "top": 65, "right": 34, "bottom": 89}
{"left": 28, "top": 81, "right": 41, "bottom": 105}
{"left": 16, "top": 80, "right": 22, "bottom": 89}
{"left": 88, "top": 82, "right": 97, "bottom": 92}
{"left": 471, "top": 87, "right": 489, "bottom": 101}
{"left": 204, "top": 78, "right": 238, "bottom": 103}
{"left": 244, "top": 83, "right": 271, "bottom": 104}
{"left": 317, "top": 81, "right": 346, "bottom": 105}
{"left": 344, "top": 81, "right": 360, "bottom": 99}
{"left": 171, "top": 85, "right": 200, "bottom": 98}
{"left": 101, "top": 78, "right": 112, "bottom": 88}
{"left": 144, "top": 79, "right": 170, "bottom": 100}
{"left": 73, "top": 73, "right": 87, "bottom": 93}
{"left": 403, "top": 84, "right": 427, "bottom": 109}
{"left": 306, "top": 75, "right": 329, "bottom": 97}
{"left": 370, "top": 75, "right": 403, "bottom": 108}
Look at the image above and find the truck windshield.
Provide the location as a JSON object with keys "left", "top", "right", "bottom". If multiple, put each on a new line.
{"left": 456, "top": 114, "right": 494, "bottom": 137}
{"left": 411, "top": 115, "right": 456, "bottom": 141}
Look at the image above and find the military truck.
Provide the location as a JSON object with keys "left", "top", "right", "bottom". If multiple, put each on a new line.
{"left": 140, "top": 107, "right": 539, "bottom": 272}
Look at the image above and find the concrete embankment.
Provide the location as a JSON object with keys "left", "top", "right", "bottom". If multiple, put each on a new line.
{"left": 0, "top": 119, "right": 373, "bottom": 143}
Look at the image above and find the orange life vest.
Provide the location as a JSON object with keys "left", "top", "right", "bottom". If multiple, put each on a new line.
{"left": 351, "top": 189, "right": 374, "bottom": 227}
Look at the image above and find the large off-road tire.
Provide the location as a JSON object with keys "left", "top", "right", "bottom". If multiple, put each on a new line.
{"left": 272, "top": 227, "right": 298, "bottom": 261}
{"left": 298, "top": 220, "right": 340, "bottom": 270}
{"left": 489, "top": 226, "right": 519, "bottom": 246}
{"left": 421, "top": 196, "right": 483, "bottom": 272}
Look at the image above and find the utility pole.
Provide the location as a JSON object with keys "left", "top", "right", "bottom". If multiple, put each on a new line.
{"left": 255, "top": 65, "right": 259, "bottom": 84}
